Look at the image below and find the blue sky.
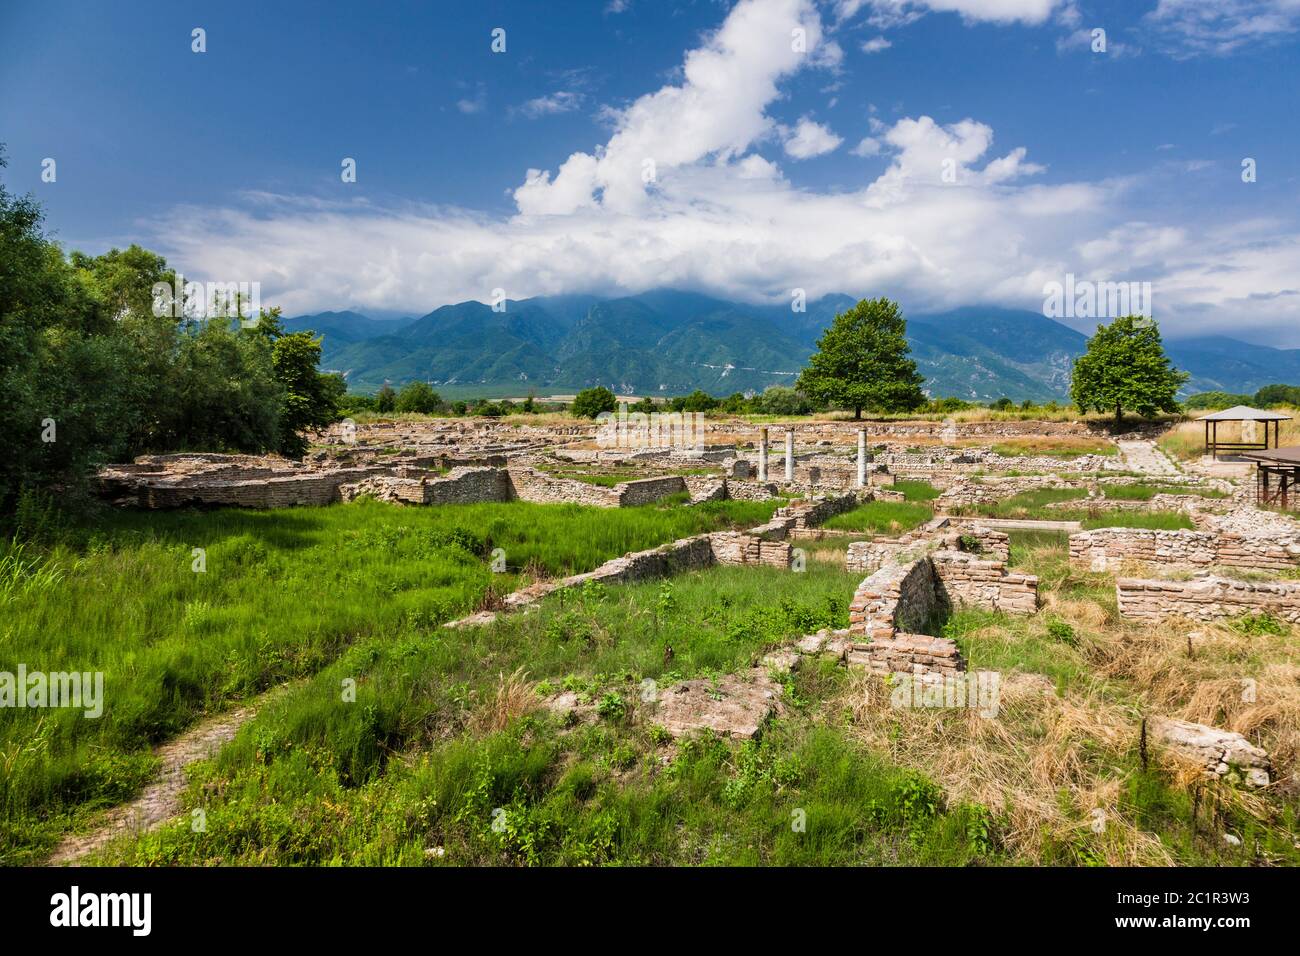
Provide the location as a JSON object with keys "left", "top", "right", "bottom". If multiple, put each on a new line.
{"left": 3, "top": 0, "right": 1299, "bottom": 342}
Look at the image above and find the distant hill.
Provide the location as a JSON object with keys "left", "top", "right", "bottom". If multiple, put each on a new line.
{"left": 284, "top": 292, "right": 1300, "bottom": 401}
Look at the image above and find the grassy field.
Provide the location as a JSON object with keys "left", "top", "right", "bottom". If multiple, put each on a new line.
{"left": 1100, "top": 483, "right": 1229, "bottom": 501}
{"left": 821, "top": 501, "right": 933, "bottom": 535}
{"left": 8, "top": 490, "right": 1296, "bottom": 868}
{"left": 0, "top": 497, "right": 777, "bottom": 863}
{"left": 951, "top": 489, "right": 1196, "bottom": 529}
{"left": 83, "top": 563, "right": 1012, "bottom": 867}
{"left": 61, "top": 532, "right": 1300, "bottom": 868}
{"left": 1158, "top": 415, "right": 1300, "bottom": 461}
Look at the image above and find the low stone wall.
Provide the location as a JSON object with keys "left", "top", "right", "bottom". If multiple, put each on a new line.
{"left": 849, "top": 558, "right": 945, "bottom": 640}
{"left": 138, "top": 467, "right": 388, "bottom": 509}
{"left": 683, "top": 475, "right": 727, "bottom": 503}
{"left": 1070, "top": 528, "right": 1300, "bottom": 572}
{"left": 773, "top": 491, "right": 862, "bottom": 529}
{"left": 710, "top": 531, "right": 794, "bottom": 568}
{"left": 1116, "top": 576, "right": 1300, "bottom": 624}
{"left": 937, "top": 475, "right": 1079, "bottom": 510}
{"left": 616, "top": 475, "right": 688, "bottom": 506}
{"left": 844, "top": 521, "right": 994, "bottom": 575}
{"left": 846, "top": 633, "right": 965, "bottom": 676}
{"left": 955, "top": 527, "right": 1012, "bottom": 563}
{"left": 506, "top": 467, "right": 622, "bottom": 507}
{"left": 932, "top": 550, "right": 1038, "bottom": 615}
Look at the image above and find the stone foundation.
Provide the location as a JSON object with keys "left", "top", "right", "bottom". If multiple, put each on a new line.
{"left": 1116, "top": 576, "right": 1300, "bottom": 624}
{"left": 846, "top": 633, "right": 965, "bottom": 676}
{"left": 1071, "top": 527, "right": 1300, "bottom": 573}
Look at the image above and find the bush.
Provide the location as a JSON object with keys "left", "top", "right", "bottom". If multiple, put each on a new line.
{"left": 395, "top": 381, "right": 442, "bottom": 414}
{"left": 376, "top": 384, "right": 397, "bottom": 413}
{"left": 753, "top": 386, "right": 813, "bottom": 416}
{"left": 571, "top": 387, "right": 617, "bottom": 419}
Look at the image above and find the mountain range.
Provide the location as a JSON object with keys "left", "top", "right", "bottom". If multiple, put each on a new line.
{"left": 283, "top": 291, "right": 1300, "bottom": 402}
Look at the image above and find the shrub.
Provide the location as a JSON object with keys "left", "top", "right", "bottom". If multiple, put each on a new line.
{"left": 571, "top": 387, "right": 617, "bottom": 419}
{"left": 395, "top": 381, "right": 442, "bottom": 414}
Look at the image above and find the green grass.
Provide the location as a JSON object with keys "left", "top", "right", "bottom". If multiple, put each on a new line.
{"left": 83, "top": 562, "right": 1007, "bottom": 866}
{"left": 956, "top": 488, "right": 1089, "bottom": 520}
{"left": 891, "top": 480, "right": 940, "bottom": 502}
{"left": 1078, "top": 511, "right": 1196, "bottom": 531}
{"left": 821, "top": 501, "right": 934, "bottom": 535}
{"left": 0, "top": 497, "right": 777, "bottom": 863}
{"left": 1101, "top": 483, "right": 1228, "bottom": 501}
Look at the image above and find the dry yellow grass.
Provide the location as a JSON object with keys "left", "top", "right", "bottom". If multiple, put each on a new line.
{"left": 833, "top": 567, "right": 1300, "bottom": 864}
{"left": 1159, "top": 414, "right": 1300, "bottom": 461}
{"left": 469, "top": 667, "right": 538, "bottom": 734}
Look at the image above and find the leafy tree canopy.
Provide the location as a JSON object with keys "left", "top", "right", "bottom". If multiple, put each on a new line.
{"left": 571, "top": 386, "right": 617, "bottom": 419}
{"left": 1070, "top": 315, "right": 1188, "bottom": 426}
{"left": 795, "top": 297, "right": 926, "bottom": 419}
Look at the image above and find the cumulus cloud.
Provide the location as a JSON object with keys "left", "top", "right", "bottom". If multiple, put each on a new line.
{"left": 513, "top": 0, "right": 828, "bottom": 215}
{"left": 782, "top": 117, "right": 844, "bottom": 158}
{"left": 861, "top": 36, "right": 892, "bottom": 52}
{"left": 142, "top": 0, "right": 1300, "bottom": 344}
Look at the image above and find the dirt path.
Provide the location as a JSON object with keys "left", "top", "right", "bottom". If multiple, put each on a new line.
{"left": 46, "top": 691, "right": 280, "bottom": 866}
{"left": 1116, "top": 439, "right": 1181, "bottom": 476}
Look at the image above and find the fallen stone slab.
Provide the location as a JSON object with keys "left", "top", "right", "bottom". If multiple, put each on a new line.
{"left": 1150, "top": 716, "right": 1271, "bottom": 788}
{"left": 649, "top": 670, "right": 784, "bottom": 740}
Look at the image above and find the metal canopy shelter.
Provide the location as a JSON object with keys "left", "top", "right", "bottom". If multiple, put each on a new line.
{"left": 1241, "top": 446, "right": 1300, "bottom": 510}
{"left": 1195, "top": 406, "right": 1291, "bottom": 460}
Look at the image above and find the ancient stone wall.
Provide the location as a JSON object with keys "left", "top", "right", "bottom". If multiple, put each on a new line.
{"left": 849, "top": 558, "right": 945, "bottom": 640}
{"left": 505, "top": 467, "right": 622, "bottom": 507}
{"left": 846, "top": 633, "right": 966, "bottom": 676}
{"left": 1116, "top": 576, "right": 1300, "bottom": 624}
{"left": 1071, "top": 528, "right": 1300, "bottom": 572}
{"left": 616, "top": 476, "right": 689, "bottom": 506}
{"left": 931, "top": 550, "right": 1038, "bottom": 615}
{"left": 773, "top": 491, "right": 861, "bottom": 529}
{"left": 709, "top": 531, "right": 794, "bottom": 568}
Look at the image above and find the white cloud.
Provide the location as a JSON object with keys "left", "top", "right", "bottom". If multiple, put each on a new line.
{"left": 513, "top": 0, "right": 830, "bottom": 215}
{"left": 835, "top": 0, "right": 1066, "bottom": 26}
{"left": 861, "top": 36, "right": 892, "bottom": 52}
{"left": 783, "top": 117, "right": 844, "bottom": 158}
{"left": 514, "top": 91, "right": 584, "bottom": 118}
{"left": 851, "top": 136, "right": 882, "bottom": 156}
{"left": 143, "top": 0, "right": 1300, "bottom": 345}
{"left": 1146, "top": 0, "right": 1300, "bottom": 56}
{"left": 456, "top": 84, "right": 486, "bottom": 114}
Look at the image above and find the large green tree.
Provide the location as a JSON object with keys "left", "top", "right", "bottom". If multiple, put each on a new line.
{"left": 1070, "top": 315, "right": 1187, "bottom": 427}
{"left": 796, "top": 297, "right": 926, "bottom": 419}
{"left": 0, "top": 147, "right": 342, "bottom": 511}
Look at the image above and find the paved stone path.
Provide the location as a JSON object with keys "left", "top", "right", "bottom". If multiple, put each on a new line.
{"left": 46, "top": 692, "right": 280, "bottom": 865}
{"left": 1117, "top": 440, "right": 1181, "bottom": 476}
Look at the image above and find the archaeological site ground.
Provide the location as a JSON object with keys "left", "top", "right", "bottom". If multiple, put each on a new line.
{"left": 5, "top": 411, "right": 1298, "bottom": 872}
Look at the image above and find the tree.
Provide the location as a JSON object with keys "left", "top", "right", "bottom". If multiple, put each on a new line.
{"left": 396, "top": 381, "right": 442, "bottom": 414}
{"left": 571, "top": 386, "right": 617, "bottom": 419}
{"left": 376, "top": 384, "right": 396, "bottom": 412}
{"left": 753, "top": 386, "right": 812, "bottom": 416}
{"left": 1254, "top": 384, "right": 1300, "bottom": 407}
{"left": 678, "top": 389, "right": 719, "bottom": 413}
{"left": 1070, "top": 315, "right": 1187, "bottom": 427}
{"left": 271, "top": 329, "right": 341, "bottom": 457}
{"left": 796, "top": 297, "right": 925, "bottom": 419}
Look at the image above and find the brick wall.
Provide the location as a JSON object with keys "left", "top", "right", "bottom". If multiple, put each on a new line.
{"left": 1117, "top": 576, "right": 1300, "bottom": 624}
{"left": 1070, "top": 528, "right": 1300, "bottom": 572}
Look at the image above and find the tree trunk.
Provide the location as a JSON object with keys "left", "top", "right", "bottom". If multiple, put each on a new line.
{"left": 854, "top": 406, "right": 862, "bottom": 421}
{"left": 1115, "top": 403, "right": 1123, "bottom": 429}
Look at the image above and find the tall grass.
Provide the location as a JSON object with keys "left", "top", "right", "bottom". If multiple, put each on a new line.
{"left": 822, "top": 501, "right": 933, "bottom": 534}
{"left": 1158, "top": 415, "right": 1300, "bottom": 461}
{"left": 86, "top": 562, "right": 1006, "bottom": 866}
{"left": 0, "top": 497, "right": 775, "bottom": 862}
